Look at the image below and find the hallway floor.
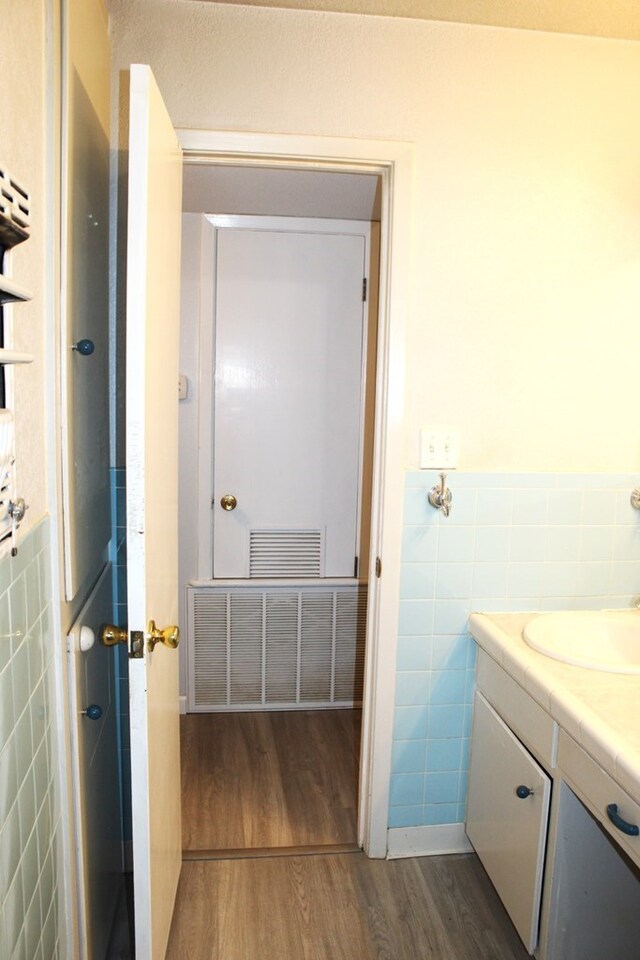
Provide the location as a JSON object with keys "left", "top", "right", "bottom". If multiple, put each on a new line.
{"left": 181, "top": 709, "right": 361, "bottom": 851}
{"left": 165, "top": 851, "right": 529, "bottom": 959}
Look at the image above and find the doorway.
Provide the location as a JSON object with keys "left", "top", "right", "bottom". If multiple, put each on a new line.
{"left": 169, "top": 132, "right": 412, "bottom": 864}
{"left": 114, "top": 75, "right": 411, "bottom": 957}
{"left": 177, "top": 167, "right": 381, "bottom": 854}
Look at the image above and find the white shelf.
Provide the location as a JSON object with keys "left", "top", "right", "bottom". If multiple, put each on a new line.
{"left": 0, "top": 276, "right": 32, "bottom": 304}
{"left": 0, "top": 349, "right": 33, "bottom": 365}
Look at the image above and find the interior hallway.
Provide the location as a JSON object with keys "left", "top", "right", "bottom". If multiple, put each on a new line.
{"left": 181, "top": 709, "right": 361, "bottom": 851}
{"left": 166, "top": 851, "right": 529, "bottom": 959}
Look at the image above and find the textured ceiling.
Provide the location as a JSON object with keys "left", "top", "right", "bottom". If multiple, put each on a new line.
{"left": 188, "top": 0, "right": 640, "bottom": 42}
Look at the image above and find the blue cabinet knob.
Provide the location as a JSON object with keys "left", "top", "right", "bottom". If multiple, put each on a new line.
{"left": 516, "top": 784, "right": 533, "bottom": 799}
{"left": 83, "top": 704, "right": 102, "bottom": 720}
{"left": 72, "top": 339, "right": 95, "bottom": 356}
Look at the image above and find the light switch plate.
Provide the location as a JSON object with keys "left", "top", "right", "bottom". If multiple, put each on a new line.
{"left": 420, "top": 427, "right": 459, "bottom": 469}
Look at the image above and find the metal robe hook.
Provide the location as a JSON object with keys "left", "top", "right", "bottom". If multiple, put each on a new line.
{"left": 428, "top": 472, "right": 453, "bottom": 518}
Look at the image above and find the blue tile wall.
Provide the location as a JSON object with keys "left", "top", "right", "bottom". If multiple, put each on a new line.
{"left": 390, "top": 471, "right": 640, "bottom": 830}
{"left": 0, "top": 518, "right": 65, "bottom": 958}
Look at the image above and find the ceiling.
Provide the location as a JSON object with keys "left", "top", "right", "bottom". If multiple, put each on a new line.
{"left": 189, "top": 0, "right": 640, "bottom": 42}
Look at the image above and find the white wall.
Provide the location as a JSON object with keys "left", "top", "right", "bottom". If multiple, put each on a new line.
{"left": 109, "top": 1, "right": 640, "bottom": 472}
{"left": 1, "top": 0, "right": 48, "bottom": 527}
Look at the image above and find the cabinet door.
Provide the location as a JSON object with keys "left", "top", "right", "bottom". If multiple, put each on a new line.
{"left": 466, "top": 692, "right": 551, "bottom": 954}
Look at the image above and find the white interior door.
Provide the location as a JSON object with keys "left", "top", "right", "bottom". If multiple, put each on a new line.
{"left": 67, "top": 566, "right": 121, "bottom": 960}
{"left": 126, "top": 64, "right": 183, "bottom": 960}
{"left": 213, "top": 222, "right": 367, "bottom": 579}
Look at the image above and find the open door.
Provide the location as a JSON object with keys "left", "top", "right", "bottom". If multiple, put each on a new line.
{"left": 125, "top": 64, "right": 183, "bottom": 960}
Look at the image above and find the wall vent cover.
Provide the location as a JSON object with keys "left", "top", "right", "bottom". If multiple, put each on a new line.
{"left": 188, "top": 582, "right": 366, "bottom": 711}
{"left": 249, "top": 529, "right": 323, "bottom": 578}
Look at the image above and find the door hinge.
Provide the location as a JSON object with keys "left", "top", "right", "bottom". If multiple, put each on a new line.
{"left": 362, "top": 277, "right": 367, "bottom": 302}
{"left": 375, "top": 556, "right": 382, "bottom": 578}
{"left": 354, "top": 555, "right": 359, "bottom": 577}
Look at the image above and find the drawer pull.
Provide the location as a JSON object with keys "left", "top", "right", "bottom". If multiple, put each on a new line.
{"left": 606, "top": 803, "right": 639, "bottom": 836}
{"left": 516, "top": 785, "right": 534, "bottom": 799}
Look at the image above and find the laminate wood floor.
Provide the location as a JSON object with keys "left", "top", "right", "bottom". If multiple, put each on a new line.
{"left": 166, "top": 852, "right": 529, "bottom": 960}
{"left": 181, "top": 710, "right": 361, "bottom": 851}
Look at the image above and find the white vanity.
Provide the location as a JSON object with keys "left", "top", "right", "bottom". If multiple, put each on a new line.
{"left": 467, "top": 612, "right": 640, "bottom": 959}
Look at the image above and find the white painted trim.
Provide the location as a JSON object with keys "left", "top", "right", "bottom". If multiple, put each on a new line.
{"left": 196, "top": 215, "right": 215, "bottom": 580}
{"left": 58, "top": 0, "right": 73, "bottom": 602}
{"left": 387, "top": 824, "right": 474, "bottom": 859}
{"left": 47, "top": 2, "right": 79, "bottom": 956}
{"left": 179, "top": 695, "right": 187, "bottom": 715}
{"left": 177, "top": 128, "right": 413, "bottom": 859}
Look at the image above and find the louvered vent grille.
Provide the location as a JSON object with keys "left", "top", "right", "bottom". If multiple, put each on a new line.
{"left": 249, "top": 529, "right": 323, "bottom": 577}
{"left": 265, "top": 593, "right": 298, "bottom": 703}
{"left": 230, "top": 594, "right": 263, "bottom": 704}
{"left": 300, "top": 592, "right": 333, "bottom": 702}
{"left": 192, "top": 593, "right": 227, "bottom": 705}
{"left": 188, "top": 583, "right": 367, "bottom": 711}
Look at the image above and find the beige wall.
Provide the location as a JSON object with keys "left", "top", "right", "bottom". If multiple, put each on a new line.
{"left": 1, "top": 0, "right": 48, "bottom": 527}
{"left": 110, "top": 0, "right": 640, "bottom": 472}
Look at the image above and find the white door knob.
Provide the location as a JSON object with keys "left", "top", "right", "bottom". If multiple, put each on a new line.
{"left": 79, "top": 625, "right": 95, "bottom": 652}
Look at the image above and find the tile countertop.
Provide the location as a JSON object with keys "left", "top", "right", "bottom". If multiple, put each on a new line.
{"left": 468, "top": 612, "right": 640, "bottom": 804}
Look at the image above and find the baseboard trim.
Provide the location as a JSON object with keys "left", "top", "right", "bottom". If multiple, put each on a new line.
{"left": 179, "top": 695, "right": 187, "bottom": 715}
{"left": 387, "top": 824, "right": 472, "bottom": 859}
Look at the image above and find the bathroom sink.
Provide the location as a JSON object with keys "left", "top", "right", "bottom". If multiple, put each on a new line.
{"left": 523, "top": 611, "right": 640, "bottom": 674}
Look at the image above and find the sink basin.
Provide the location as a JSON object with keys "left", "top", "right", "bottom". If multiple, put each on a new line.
{"left": 523, "top": 611, "right": 640, "bottom": 674}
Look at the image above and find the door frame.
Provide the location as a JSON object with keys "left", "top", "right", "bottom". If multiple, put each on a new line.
{"left": 178, "top": 128, "right": 412, "bottom": 858}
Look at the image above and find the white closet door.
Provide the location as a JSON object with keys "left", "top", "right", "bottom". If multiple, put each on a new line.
{"left": 67, "top": 566, "right": 120, "bottom": 960}
{"left": 466, "top": 692, "right": 551, "bottom": 954}
{"left": 213, "top": 225, "right": 366, "bottom": 579}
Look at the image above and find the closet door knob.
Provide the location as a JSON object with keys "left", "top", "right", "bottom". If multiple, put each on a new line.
{"left": 72, "top": 338, "right": 95, "bottom": 356}
{"left": 220, "top": 494, "right": 237, "bottom": 511}
{"left": 82, "top": 704, "right": 103, "bottom": 720}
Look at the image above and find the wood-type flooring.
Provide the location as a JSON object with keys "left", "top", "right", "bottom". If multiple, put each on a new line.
{"left": 166, "top": 851, "right": 529, "bottom": 960}
{"left": 181, "top": 709, "right": 361, "bottom": 851}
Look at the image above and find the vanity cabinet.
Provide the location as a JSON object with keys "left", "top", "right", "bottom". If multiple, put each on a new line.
{"left": 467, "top": 691, "right": 551, "bottom": 953}
{"left": 467, "top": 645, "right": 640, "bottom": 960}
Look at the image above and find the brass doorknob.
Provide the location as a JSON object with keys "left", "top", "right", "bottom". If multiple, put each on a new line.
{"left": 147, "top": 620, "right": 180, "bottom": 653}
{"left": 220, "top": 494, "right": 237, "bottom": 511}
{"left": 101, "top": 624, "right": 128, "bottom": 646}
